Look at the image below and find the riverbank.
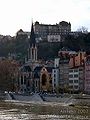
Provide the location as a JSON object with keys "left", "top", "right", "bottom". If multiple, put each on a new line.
{"left": 4, "top": 92, "right": 73, "bottom": 106}
{"left": 0, "top": 92, "right": 89, "bottom": 107}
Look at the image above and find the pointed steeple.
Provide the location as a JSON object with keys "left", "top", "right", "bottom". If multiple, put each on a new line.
{"left": 29, "top": 22, "right": 36, "bottom": 47}
{"left": 27, "top": 21, "right": 37, "bottom": 61}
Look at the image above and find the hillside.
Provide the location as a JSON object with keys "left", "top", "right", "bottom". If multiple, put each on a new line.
{"left": 0, "top": 32, "right": 90, "bottom": 60}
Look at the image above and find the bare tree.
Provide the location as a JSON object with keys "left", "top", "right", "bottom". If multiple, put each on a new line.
{"left": 77, "top": 26, "right": 88, "bottom": 33}
{"left": 0, "top": 59, "right": 19, "bottom": 91}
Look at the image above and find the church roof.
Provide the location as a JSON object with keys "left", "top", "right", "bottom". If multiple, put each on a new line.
{"left": 46, "top": 67, "right": 54, "bottom": 72}
{"left": 34, "top": 66, "right": 42, "bottom": 72}
{"left": 20, "top": 65, "right": 31, "bottom": 72}
{"left": 34, "top": 66, "right": 54, "bottom": 78}
{"left": 34, "top": 66, "right": 54, "bottom": 73}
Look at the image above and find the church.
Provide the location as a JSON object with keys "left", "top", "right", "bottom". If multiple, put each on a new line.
{"left": 18, "top": 23, "right": 54, "bottom": 93}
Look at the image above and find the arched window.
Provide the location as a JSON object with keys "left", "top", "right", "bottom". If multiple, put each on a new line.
{"left": 21, "top": 76, "right": 23, "bottom": 84}
{"left": 24, "top": 76, "right": 26, "bottom": 84}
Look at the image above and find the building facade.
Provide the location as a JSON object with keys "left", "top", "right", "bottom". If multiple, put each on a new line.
{"left": 69, "top": 66, "right": 84, "bottom": 93}
{"left": 52, "top": 68, "right": 59, "bottom": 92}
{"left": 34, "top": 21, "right": 71, "bottom": 42}
{"left": 18, "top": 65, "right": 32, "bottom": 93}
{"left": 47, "top": 35, "right": 61, "bottom": 42}
{"left": 69, "top": 52, "right": 86, "bottom": 68}
{"left": 34, "top": 66, "right": 54, "bottom": 92}
{"left": 85, "top": 55, "right": 90, "bottom": 94}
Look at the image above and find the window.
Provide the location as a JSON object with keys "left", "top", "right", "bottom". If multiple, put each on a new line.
{"left": 24, "top": 76, "right": 26, "bottom": 84}
{"left": 74, "top": 85, "right": 78, "bottom": 89}
{"left": 74, "top": 74, "right": 78, "bottom": 78}
{"left": 54, "top": 83, "right": 56, "bottom": 87}
{"left": 69, "top": 75, "right": 73, "bottom": 78}
{"left": 21, "top": 76, "right": 23, "bottom": 84}
{"left": 79, "top": 69, "right": 83, "bottom": 71}
{"left": 69, "top": 80, "right": 73, "bottom": 83}
{"left": 54, "top": 74, "right": 56, "bottom": 77}
{"left": 74, "top": 80, "right": 78, "bottom": 83}
{"left": 36, "top": 81, "right": 37, "bottom": 87}
{"left": 49, "top": 80, "right": 52, "bottom": 84}
{"left": 69, "top": 69, "right": 73, "bottom": 72}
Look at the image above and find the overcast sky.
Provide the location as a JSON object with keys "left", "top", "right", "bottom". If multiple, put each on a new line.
{"left": 0, "top": 0, "right": 90, "bottom": 36}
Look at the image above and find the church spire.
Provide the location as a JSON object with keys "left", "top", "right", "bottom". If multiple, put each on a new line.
{"left": 28, "top": 21, "right": 37, "bottom": 61}
{"left": 29, "top": 22, "right": 36, "bottom": 47}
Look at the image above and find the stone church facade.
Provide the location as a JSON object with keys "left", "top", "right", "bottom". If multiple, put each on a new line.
{"left": 18, "top": 23, "right": 54, "bottom": 93}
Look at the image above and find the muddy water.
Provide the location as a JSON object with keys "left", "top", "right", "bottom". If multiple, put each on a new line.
{"left": 0, "top": 100, "right": 90, "bottom": 120}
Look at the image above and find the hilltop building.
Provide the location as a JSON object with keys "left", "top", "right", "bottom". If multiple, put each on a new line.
{"left": 34, "top": 21, "right": 71, "bottom": 42}
{"left": 16, "top": 29, "right": 30, "bottom": 38}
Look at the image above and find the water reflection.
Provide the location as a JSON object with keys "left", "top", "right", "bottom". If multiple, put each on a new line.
{"left": 0, "top": 100, "right": 89, "bottom": 120}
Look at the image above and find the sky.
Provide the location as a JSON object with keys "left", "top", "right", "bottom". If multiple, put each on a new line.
{"left": 0, "top": 0, "right": 90, "bottom": 36}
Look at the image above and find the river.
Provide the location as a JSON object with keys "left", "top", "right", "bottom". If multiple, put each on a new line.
{"left": 0, "top": 100, "right": 90, "bottom": 120}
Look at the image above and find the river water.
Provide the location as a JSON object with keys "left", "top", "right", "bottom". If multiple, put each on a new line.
{"left": 0, "top": 100, "right": 90, "bottom": 120}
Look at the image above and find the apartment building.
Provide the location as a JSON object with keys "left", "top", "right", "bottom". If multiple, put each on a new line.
{"left": 52, "top": 58, "right": 60, "bottom": 92}
{"left": 85, "top": 55, "right": 90, "bottom": 94}
{"left": 69, "top": 66, "right": 84, "bottom": 93}
{"left": 69, "top": 52, "right": 86, "bottom": 68}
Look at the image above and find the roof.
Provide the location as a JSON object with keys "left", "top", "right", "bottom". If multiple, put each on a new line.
{"left": 46, "top": 67, "right": 54, "bottom": 72}
{"left": 34, "top": 66, "right": 42, "bottom": 72}
{"left": 34, "top": 21, "right": 71, "bottom": 27}
{"left": 34, "top": 66, "right": 54, "bottom": 78}
{"left": 20, "top": 65, "right": 31, "bottom": 72}
{"left": 17, "top": 29, "right": 23, "bottom": 33}
{"left": 59, "top": 21, "right": 71, "bottom": 26}
{"left": 34, "top": 66, "right": 54, "bottom": 73}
